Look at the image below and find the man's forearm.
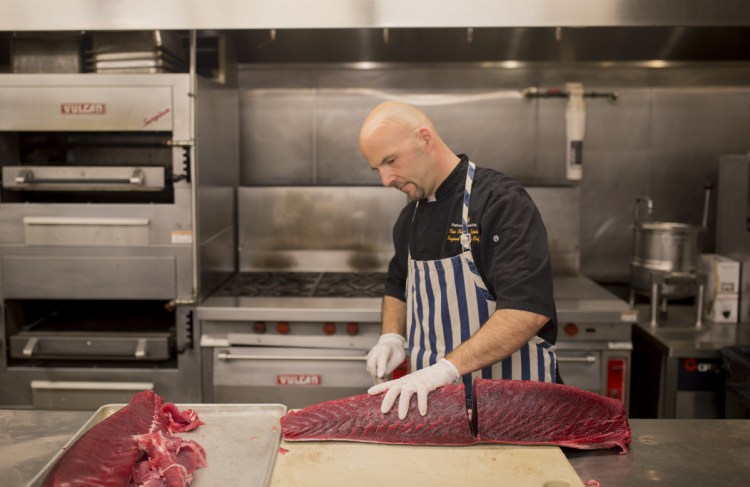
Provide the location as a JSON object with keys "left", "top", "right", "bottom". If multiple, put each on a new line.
{"left": 445, "top": 309, "right": 549, "bottom": 376}
{"left": 380, "top": 295, "right": 407, "bottom": 336}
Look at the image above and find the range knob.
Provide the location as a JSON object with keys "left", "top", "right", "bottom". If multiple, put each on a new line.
{"left": 345, "top": 322, "right": 359, "bottom": 336}
{"left": 564, "top": 323, "right": 579, "bottom": 337}
{"left": 253, "top": 321, "right": 267, "bottom": 334}
{"left": 323, "top": 322, "right": 337, "bottom": 335}
{"left": 277, "top": 321, "right": 290, "bottom": 335}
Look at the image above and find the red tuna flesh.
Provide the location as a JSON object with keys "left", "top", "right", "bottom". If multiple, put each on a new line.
{"left": 281, "top": 379, "right": 631, "bottom": 454}
{"left": 42, "top": 390, "right": 206, "bottom": 487}
{"left": 281, "top": 384, "right": 475, "bottom": 445}
{"left": 161, "top": 403, "right": 204, "bottom": 433}
{"left": 472, "top": 378, "right": 631, "bottom": 453}
{"left": 131, "top": 430, "right": 207, "bottom": 486}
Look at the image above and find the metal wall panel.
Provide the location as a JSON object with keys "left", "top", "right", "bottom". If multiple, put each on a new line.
{"left": 579, "top": 88, "right": 653, "bottom": 281}
{"left": 237, "top": 187, "right": 406, "bottom": 272}
{"left": 527, "top": 187, "right": 581, "bottom": 274}
{"left": 236, "top": 64, "right": 750, "bottom": 282}
{"left": 241, "top": 90, "right": 316, "bottom": 185}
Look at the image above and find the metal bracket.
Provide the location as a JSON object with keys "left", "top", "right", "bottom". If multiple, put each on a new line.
{"left": 523, "top": 87, "right": 619, "bottom": 102}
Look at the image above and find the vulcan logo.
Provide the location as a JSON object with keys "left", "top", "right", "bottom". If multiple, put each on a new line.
{"left": 277, "top": 374, "right": 322, "bottom": 386}
{"left": 60, "top": 103, "right": 106, "bottom": 115}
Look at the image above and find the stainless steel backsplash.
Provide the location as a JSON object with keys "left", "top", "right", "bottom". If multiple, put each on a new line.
{"left": 237, "top": 186, "right": 580, "bottom": 275}
{"left": 236, "top": 64, "right": 750, "bottom": 282}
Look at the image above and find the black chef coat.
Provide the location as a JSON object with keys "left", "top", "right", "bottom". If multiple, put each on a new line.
{"left": 384, "top": 155, "right": 558, "bottom": 346}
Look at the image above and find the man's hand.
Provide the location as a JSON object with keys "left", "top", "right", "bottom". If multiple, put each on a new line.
{"left": 366, "top": 333, "right": 406, "bottom": 380}
{"left": 367, "top": 358, "right": 460, "bottom": 419}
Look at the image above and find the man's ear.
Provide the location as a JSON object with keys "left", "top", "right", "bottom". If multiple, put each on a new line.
{"left": 415, "top": 127, "right": 432, "bottom": 148}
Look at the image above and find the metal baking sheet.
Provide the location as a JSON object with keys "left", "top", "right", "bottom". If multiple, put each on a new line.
{"left": 25, "top": 403, "right": 287, "bottom": 487}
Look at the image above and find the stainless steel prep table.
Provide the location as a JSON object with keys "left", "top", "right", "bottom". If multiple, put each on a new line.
{"left": 2, "top": 408, "right": 749, "bottom": 486}
{"left": 630, "top": 304, "right": 750, "bottom": 419}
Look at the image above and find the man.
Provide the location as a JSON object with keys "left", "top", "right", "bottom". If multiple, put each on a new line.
{"left": 360, "top": 101, "right": 558, "bottom": 420}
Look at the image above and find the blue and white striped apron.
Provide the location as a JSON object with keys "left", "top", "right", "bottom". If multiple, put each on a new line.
{"left": 405, "top": 161, "right": 557, "bottom": 401}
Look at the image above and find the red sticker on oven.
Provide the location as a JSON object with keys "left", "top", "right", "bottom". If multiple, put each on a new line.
{"left": 60, "top": 103, "right": 106, "bottom": 115}
{"left": 277, "top": 374, "right": 322, "bottom": 386}
{"left": 143, "top": 107, "right": 171, "bottom": 127}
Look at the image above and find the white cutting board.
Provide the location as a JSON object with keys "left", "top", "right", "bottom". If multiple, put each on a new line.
{"left": 270, "top": 440, "right": 583, "bottom": 487}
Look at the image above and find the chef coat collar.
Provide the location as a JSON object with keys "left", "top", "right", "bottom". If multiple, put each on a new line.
{"left": 431, "top": 154, "right": 469, "bottom": 202}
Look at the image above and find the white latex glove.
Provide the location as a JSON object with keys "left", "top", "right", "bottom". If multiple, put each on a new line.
{"left": 367, "top": 358, "right": 461, "bottom": 420}
{"left": 366, "top": 333, "right": 406, "bottom": 380}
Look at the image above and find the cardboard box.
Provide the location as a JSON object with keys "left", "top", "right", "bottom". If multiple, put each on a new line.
{"left": 702, "top": 254, "right": 741, "bottom": 294}
{"left": 704, "top": 294, "right": 740, "bottom": 323}
{"left": 702, "top": 254, "right": 741, "bottom": 323}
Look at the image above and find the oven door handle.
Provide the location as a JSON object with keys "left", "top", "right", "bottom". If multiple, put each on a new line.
{"left": 22, "top": 337, "right": 39, "bottom": 357}
{"left": 217, "top": 352, "right": 368, "bottom": 362}
{"left": 15, "top": 168, "right": 146, "bottom": 186}
{"left": 556, "top": 355, "right": 598, "bottom": 364}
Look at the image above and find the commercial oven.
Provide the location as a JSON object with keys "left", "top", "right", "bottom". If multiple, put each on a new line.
{"left": 199, "top": 275, "right": 384, "bottom": 409}
{"left": 0, "top": 73, "right": 239, "bottom": 408}
{"left": 199, "top": 272, "right": 635, "bottom": 410}
{"left": 554, "top": 275, "right": 636, "bottom": 411}
{"left": 199, "top": 188, "right": 402, "bottom": 409}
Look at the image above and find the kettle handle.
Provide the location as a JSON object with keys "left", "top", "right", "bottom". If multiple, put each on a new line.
{"left": 634, "top": 196, "right": 653, "bottom": 224}
{"left": 701, "top": 181, "right": 712, "bottom": 228}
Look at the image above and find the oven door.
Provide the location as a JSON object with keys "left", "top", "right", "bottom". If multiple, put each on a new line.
{"left": 211, "top": 346, "right": 372, "bottom": 409}
{"left": 557, "top": 349, "right": 602, "bottom": 393}
{"left": 557, "top": 347, "right": 631, "bottom": 412}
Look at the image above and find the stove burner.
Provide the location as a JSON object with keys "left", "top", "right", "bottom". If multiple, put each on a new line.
{"left": 314, "top": 272, "right": 387, "bottom": 298}
{"left": 215, "top": 272, "right": 387, "bottom": 298}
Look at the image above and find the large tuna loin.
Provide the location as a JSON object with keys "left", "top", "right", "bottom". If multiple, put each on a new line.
{"left": 281, "top": 384, "right": 475, "bottom": 445}
{"left": 472, "top": 378, "right": 631, "bottom": 453}
{"left": 41, "top": 390, "right": 206, "bottom": 487}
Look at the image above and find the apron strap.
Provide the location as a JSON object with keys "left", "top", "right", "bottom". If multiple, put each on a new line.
{"left": 460, "top": 162, "right": 476, "bottom": 252}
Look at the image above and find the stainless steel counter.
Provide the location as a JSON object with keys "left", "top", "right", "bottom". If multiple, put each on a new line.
{"left": 2, "top": 408, "right": 749, "bottom": 486}
{"left": 630, "top": 303, "right": 750, "bottom": 419}
{"left": 567, "top": 419, "right": 750, "bottom": 486}
{"left": 0, "top": 409, "right": 91, "bottom": 487}
{"left": 634, "top": 304, "right": 750, "bottom": 358}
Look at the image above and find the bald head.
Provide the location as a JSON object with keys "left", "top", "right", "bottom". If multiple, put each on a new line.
{"left": 359, "top": 101, "right": 434, "bottom": 147}
{"left": 358, "top": 101, "right": 460, "bottom": 201}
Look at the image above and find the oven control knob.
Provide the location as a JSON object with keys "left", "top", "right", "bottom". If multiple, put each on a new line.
{"left": 346, "top": 322, "right": 359, "bottom": 336}
{"left": 564, "top": 323, "right": 579, "bottom": 337}
{"left": 323, "top": 322, "right": 337, "bottom": 335}
{"left": 277, "top": 322, "right": 290, "bottom": 335}
{"left": 253, "top": 321, "right": 267, "bottom": 334}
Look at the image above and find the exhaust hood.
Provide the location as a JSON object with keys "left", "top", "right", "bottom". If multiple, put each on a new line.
{"left": 225, "top": 27, "right": 750, "bottom": 64}
{"left": 1, "top": 0, "right": 749, "bottom": 31}
{"left": 0, "top": 1, "right": 748, "bottom": 67}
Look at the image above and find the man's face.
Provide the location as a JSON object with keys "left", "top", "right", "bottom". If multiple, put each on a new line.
{"left": 360, "top": 124, "right": 432, "bottom": 202}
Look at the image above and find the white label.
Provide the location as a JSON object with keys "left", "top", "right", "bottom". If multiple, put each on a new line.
{"left": 608, "top": 341, "right": 633, "bottom": 350}
{"left": 171, "top": 230, "right": 193, "bottom": 244}
{"left": 620, "top": 310, "right": 638, "bottom": 322}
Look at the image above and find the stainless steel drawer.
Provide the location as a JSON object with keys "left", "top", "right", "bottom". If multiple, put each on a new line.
{"left": 1, "top": 255, "right": 177, "bottom": 299}
{"left": 30, "top": 380, "right": 154, "bottom": 410}
{"left": 212, "top": 346, "right": 371, "bottom": 409}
